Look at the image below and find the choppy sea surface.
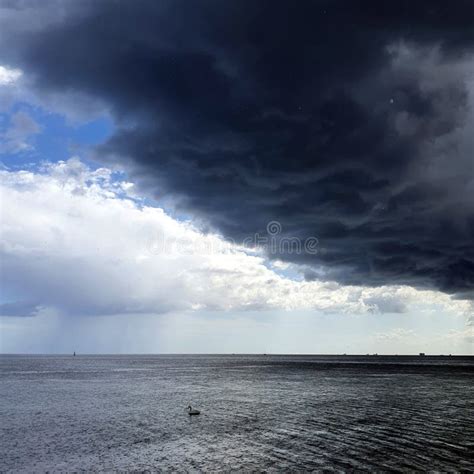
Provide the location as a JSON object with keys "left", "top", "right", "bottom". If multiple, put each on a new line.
{"left": 1, "top": 355, "right": 473, "bottom": 472}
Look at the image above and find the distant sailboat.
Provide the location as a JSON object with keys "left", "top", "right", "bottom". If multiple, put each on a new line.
{"left": 73, "top": 351, "right": 76, "bottom": 357}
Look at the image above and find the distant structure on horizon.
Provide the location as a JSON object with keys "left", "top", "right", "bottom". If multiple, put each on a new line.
{"left": 73, "top": 351, "right": 76, "bottom": 357}
{"left": 419, "top": 352, "right": 425, "bottom": 356}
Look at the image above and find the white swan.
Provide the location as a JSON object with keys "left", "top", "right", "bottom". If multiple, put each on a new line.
{"left": 187, "top": 405, "right": 200, "bottom": 415}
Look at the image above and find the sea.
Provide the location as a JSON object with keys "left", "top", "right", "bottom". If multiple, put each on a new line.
{"left": 1, "top": 354, "right": 473, "bottom": 472}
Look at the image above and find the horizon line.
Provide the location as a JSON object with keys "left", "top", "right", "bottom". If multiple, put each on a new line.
{"left": 1, "top": 352, "right": 473, "bottom": 357}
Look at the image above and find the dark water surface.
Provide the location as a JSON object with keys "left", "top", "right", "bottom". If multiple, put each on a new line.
{"left": 1, "top": 355, "right": 473, "bottom": 472}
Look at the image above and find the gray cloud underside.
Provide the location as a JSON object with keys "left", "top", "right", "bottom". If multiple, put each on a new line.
{"left": 3, "top": 0, "right": 474, "bottom": 296}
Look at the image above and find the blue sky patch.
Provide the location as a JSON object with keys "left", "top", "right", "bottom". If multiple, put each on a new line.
{"left": 0, "top": 101, "right": 113, "bottom": 170}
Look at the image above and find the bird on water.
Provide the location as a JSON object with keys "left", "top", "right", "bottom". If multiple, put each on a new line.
{"left": 188, "top": 405, "right": 200, "bottom": 415}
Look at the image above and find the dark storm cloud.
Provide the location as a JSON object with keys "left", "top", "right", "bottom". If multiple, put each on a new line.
{"left": 3, "top": 0, "right": 474, "bottom": 295}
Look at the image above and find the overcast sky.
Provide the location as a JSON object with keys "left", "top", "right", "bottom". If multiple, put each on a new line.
{"left": 0, "top": 0, "right": 473, "bottom": 354}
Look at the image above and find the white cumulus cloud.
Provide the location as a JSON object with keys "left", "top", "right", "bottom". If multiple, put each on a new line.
{"left": 0, "top": 65, "right": 22, "bottom": 85}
